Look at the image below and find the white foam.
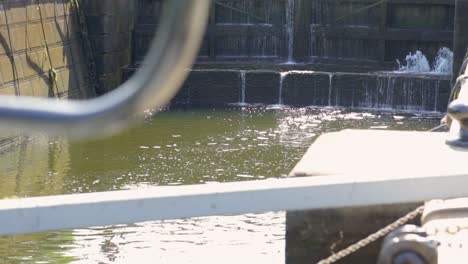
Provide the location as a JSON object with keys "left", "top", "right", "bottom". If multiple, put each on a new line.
{"left": 398, "top": 51, "right": 430, "bottom": 73}
{"left": 397, "top": 47, "right": 453, "bottom": 75}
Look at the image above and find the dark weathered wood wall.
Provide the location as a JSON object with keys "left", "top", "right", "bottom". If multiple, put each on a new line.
{"left": 305, "top": 0, "right": 454, "bottom": 64}
{"left": 133, "top": 0, "right": 455, "bottom": 67}
{"left": 133, "top": 0, "right": 290, "bottom": 62}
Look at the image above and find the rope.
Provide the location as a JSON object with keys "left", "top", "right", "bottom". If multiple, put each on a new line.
{"left": 37, "top": 0, "right": 59, "bottom": 96}
{"left": 428, "top": 123, "right": 447, "bottom": 132}
{"left": 315, "top": 205, "right": 424, "bottom": 264}
{"left": 70, "top": 0, "right": 80, "bottom": 8}
{"left": 3, "top": 1, "right": 20, "bottom": 95}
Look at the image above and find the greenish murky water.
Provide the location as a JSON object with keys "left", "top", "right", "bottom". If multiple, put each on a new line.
{"left": 0, "top": 106, "right": 440, "bottom": 264}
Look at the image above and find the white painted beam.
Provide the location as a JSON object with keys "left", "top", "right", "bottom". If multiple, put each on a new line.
{"left": 2, "top": 172, "right": 468, "bottom": 236}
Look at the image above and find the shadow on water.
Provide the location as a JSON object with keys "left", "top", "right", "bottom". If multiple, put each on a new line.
{"left": 0, "top": 106, "right": 442, "bottom": 263}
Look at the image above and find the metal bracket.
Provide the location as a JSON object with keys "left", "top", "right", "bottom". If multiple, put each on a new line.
{"left": 378, "top": 225, "right": 438, "bottom": 264}
{"left": 446, "top": 99, "right": 468, "bottom": 147}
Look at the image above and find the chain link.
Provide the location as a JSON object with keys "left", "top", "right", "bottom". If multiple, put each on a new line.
{"left": 316, "top": 205, "right": 425, "bottom": 264}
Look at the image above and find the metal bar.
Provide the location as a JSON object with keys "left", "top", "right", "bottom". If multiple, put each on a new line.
{"left": 0, "top": 1, "right": 211, "bottom": 139}
{"left": 2, "top": 173, "right": 468, "bottom": 236}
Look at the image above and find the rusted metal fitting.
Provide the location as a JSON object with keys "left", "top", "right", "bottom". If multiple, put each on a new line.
{"left": 446, "top": 99, "right": 468, "bottom": 147}
{"left": 378, "top": 225, "right": 437, "bottom": 264}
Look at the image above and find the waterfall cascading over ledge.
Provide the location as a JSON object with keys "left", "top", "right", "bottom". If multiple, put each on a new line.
{"left": 121, "top": 64, "right": 451, "bottom": 112}
{"left": 122, "top": 0, "right": 456, "bottom": 113}
{"left": 332, "top": 72, "right": 450, "bottom": 112}
{"left": 120, "top": 67, "right": 452, "bottom": 112}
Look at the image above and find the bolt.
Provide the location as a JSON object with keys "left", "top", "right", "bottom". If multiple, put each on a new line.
{"left": 446, "top": 225, "right": 460, "bottom": 234}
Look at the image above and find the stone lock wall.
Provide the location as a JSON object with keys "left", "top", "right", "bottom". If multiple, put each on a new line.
{"left": 0, "top": 0, "right": 93, "bottom": 99}
{"left": 119, "top": 0, "right": 454, "bottom": 111}
{"left": 82, "top": 0, "right": 135, "bottom": 95}
{"left": 0, "top": 0, "right": 453, "bottom": 109}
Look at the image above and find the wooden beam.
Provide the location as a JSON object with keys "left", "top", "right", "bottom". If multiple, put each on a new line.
{"left": 207, "top": 24, "right": 283, "bottom": 36}
{"left": 292, "top": 0, "right": 312, "bottom": 62}
{"left": 379, "top": 0, "right": 388, "bottom": 62}
{"left": 209, "top": 2, "right": 217, "bottom": 59}
{"left": 319, "top": 0, "right": 454, "bottom": 4}
{"left": 310, "top": 26, "right": 453, "bottom": 41}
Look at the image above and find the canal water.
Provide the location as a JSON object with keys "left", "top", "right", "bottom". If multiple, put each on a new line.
{"left": 0, "top": 106, "right": 440, "bottom": 263}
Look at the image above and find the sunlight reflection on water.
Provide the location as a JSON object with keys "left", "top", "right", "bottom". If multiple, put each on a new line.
{"left": 0, "top": 106, "right": 441, "bottom": 263}
{"left": 67, "top": 212, "right": 285, "bottom": 264}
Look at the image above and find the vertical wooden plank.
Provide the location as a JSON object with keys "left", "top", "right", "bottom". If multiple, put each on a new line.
{"left": 209, "top": 2, "right": 216, "bottom": 60}
{"left": 272, "top": 0, "right": 287, "bottom": 60}
{"left": 293, "top": 0, "right": 312, "bottom": 62}
{"left": 326, "top": 0, "right": 336, "bottom": 59}
{"left": 379, "top": 0, "right": 388, "bottom": 62}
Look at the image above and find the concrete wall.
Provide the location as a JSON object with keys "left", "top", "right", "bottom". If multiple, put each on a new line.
{"left": 0, "top": 0, "right": 93, "bottom": 99}
{"left": 82, "top": 0, "right": 135, "bottom": 95}
{"left": 286, "top": 204, "right": 420, "bottom": 264}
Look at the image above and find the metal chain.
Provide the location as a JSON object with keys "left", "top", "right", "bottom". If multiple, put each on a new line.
{"left": 316, "top": 205, "right": 425, "bottom": 264}
{"left": 428, "top": 124, "right": 447, "bottom": 132}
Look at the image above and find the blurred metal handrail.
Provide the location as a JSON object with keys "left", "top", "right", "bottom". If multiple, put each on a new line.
{"left": 0, "top": 0, "right": 211, "bottom": 139}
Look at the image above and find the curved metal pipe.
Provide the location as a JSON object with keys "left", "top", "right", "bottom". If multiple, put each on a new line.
{"left": 0, "top": 0, "right": 211, "bottom": 138}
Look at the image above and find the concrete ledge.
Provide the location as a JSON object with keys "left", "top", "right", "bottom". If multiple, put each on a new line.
{"left": 187, "top": 70, "right": 240, "bottom": 106}
{"left": 245, "top": 71, "right": 280, "bottom": 104}
{"left": 283, "top": 72, "right": 331, "bottom": 106}
{"left": 331, "top": 73, "right": 450, "bottom": 111}
{"left": 121, "top": 66, "right": 451, "bottom": 111}
{"left": 286, "top": 129, "right": 468, "bottom": 263}
{"left": 333, "top": 73, "right": 376, "bottom": 108}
